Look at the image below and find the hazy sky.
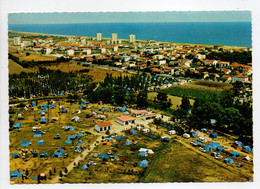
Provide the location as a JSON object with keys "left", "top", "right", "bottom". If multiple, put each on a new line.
{"left": 9, "top": 11, "right": 251, "bottom": 24}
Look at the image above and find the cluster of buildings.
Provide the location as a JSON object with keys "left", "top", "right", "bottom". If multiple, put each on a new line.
{"left": 11, "top": 33, "right": 252, "bottom": 84}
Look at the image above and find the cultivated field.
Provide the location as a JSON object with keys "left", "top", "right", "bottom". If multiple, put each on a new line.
{"left": 161, "top": 81, "right": 233, "bottom": 99}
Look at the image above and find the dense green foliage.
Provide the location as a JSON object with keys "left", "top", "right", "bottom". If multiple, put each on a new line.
{"left": 206, "top": 51, "right": 252, "bottom": 64}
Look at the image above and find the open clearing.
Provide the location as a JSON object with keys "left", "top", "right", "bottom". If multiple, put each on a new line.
{"left": 148, "top": 92, "right": 194, "bottom": 110}
{"left": 9, "top": 59, "right": 35, "bottom": 74}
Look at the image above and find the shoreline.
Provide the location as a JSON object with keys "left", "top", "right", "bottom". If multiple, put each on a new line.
{"left": 8, "top": 30, "right": 251, "bottom": 49}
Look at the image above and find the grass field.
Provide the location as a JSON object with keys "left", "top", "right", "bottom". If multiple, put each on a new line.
{"left": 9, "top": 59, "right": 35, "bottom": 74}
{"left": 161, "top": 81, "right": 232, "bottom": 99}
{"left": 42, "top": 63, "right": 134, "bottom": 82}
{"left": 141, "top": 140, "right": 251, "bottom": 182}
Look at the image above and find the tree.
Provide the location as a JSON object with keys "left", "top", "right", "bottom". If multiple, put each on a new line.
{"left": 157, "top": 91, "right": 168, "bottom": 103}
{"left": 49, "top": 170, "right": 52, "bottom": 176}
{"left": 180, "top": 96, "right": 190, "bottom": 111}
{"left": 64, "top": 167, "right": 68, "bottom": 174}
{"left": 59, "top": 171, "right": 63, "bottom": 178}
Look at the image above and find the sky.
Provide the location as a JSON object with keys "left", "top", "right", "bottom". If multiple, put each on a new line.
{"left": 8, "top": 11, "right": 251, "bottom": 24}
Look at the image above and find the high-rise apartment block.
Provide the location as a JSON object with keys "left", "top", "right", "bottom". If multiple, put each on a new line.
{"left": 97, "top": 33, "right": 102, "bottom": 41}
{"left": 14, "top": 37, "right": 21, "bottom": 46}
{"left": 129, "top": 34, "right": 136, "bottom": 43}
{"left": 111, "top": 33, "right": 118, "bottom": 44}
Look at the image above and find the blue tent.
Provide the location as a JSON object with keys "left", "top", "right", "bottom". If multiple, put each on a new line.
{"left": 57, "top": 148, "right": 65, "bottom": 153}
{"left": 65, "top": 126, "right": 75, "bottom": 131}
{"left": 81, "top": 164, "right": 88, "bottom": 170}
{"left": 111, "top": 155, "right": 118, "bottom": 159}
{"left": 12, "top": 153, "right": 20, "bottom": 158}
{"left": 234, "top": 141, "right": 243, "bottom": 147}
{"left": 161, "top": 137, "right": 170, "bottom": 142}
{"left": 99, "top": 108, "right": 105, "bottom": 111}
{"left": 20, "top": 140, "right": 30, "bottom": 147}
{"left": 130, "top": 130, "right": 137, "bottom": 135}
{"left": 191, "top": 132, "right": 198, "bottom": 137}
{"left": 116, "top": 135, "right": 124, "bottom": 141}
{"left": 40, "top": 117, "right": 47, "bottom": 124}
{"left": 75, "top": 145, "right": 82, "bottom": 150}
{"left": 79, "top": 105, "right": 83, "bottom": 109}
{"left": 77, "top": 140, "right": 83, "bottom": 144}
{"left": 42, "top": 104, "right": 48, "bottom": 108}
{"left": 139, "top": 160, "right": 148, "bottom": 167}
{"left": 61, "top": 108, "right": 68, "bottom": 113}
{"left": 78, "top": 132, "right": 85, "bottom": 137}
{"left": 83, "top": 101, "right": 90, "bottom": 105}
{"left": 243, "top": 146, "right": 252, "bottom": 153}
{"left": 13, "top": 122, "right": 23, "bottom": 129}
{"left": 210, "top": 119, "right": 217, "bottom": 124}
{"left": 34, "top": 132, "right": 42, "bottom": 137}
{"left": 99, "top": 153, "right": 109, "bottom": 159}
{"left": 32, "top": 102, "right": 37, "bottom": 107}
{"left": 230, "top": 151, "right": 241, "bottom": 158}
{"left": 37, "top": 139, "right": 44, "bottom": 145}
{"left": 39, "top": 152, "right": 48, "bottom": 158}
{"left": 216, "top": 146, "right": 226, "bottom": 152}
{"left": 68, "top": 135, "right": 77, "bottom": 140}
{"left": 65, "top": 139, "right": 72, "bottom": 144}
{"left": 119, "top": 105, "right": 126, "bottom": 112}
{"left": 32, "top": 176, "right": 37, "bottom": 180}
{"left": 50, "top": 104, "right": 56, "bottom": 109}
{"left": 224, "top": 157, "right": 234, "bottom": 164}
{"left": 203, "top": 145, "right": 212, "bottom": 152}
{"left": 105, "top": 137, "right": 113, "bottom": 142}
{"left": 52, "top": 152, "right": 63, "bottom": 158}
{"left": 10, "top": 170, "right": 22, "bottom": 179}
{"left": 138, "top": 151, "right": 147, "bottom": 157}
{"left": 38, "top": 110, "right": 45, "bottom": 115}
{"left": 209, "top": 133, "right": 218, "bottom": 139}
{"left": 201, "top": 128, "right": 207, "bottom": 133}
{"left": 208, "top": 142, "right": 220, "bottom": 149}
{"left": 125, "top": 139, "right": 131, "bottom": 145}
{"left": 193, "top": 141, "right": 202, "bottom": 146}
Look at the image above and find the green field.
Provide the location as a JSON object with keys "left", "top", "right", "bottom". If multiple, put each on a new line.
{"left": 9, "top": 59, "right": 35, "bottom": 74}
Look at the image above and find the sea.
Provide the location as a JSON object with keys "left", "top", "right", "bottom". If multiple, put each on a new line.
{"left": 8, "top": 22, "right": 252, "bottom": 47}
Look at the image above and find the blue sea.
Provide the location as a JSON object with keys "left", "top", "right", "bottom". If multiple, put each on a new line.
{"left": 8, "top": 22, "right": 252, "bottom": 47}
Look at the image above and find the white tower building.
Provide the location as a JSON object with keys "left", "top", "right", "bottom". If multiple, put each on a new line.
{"left": 111, "top": 33, "right": 118, "bottom": 44}
{"left": 14, "top": 37, "right": 21, "bottom": 46}
{"left": 97, "top": 33, "right": 102, "bottom": 41}
{"left": 129, "top": 34, "right": 136, "bottom": 43}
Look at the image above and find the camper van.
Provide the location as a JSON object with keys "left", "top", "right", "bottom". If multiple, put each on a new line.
{"left": 198, "top": 137, "right": 207, "bottom": 143}
{"left": 32, "top": 127, "right": 41, "bottom": 132}
{"left": 183, "top": 133, "right": 190, "bottom": 139}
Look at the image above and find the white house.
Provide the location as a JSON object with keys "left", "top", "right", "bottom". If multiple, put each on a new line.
{"left": 46, "top": 47, "right": 53, "bottom": 55}
{"left": 131, "top": 110, "right": 148, "bottom": 117}
{"left": 101, "top": 47, "right": 106, "bottom": 53}
{"left": 116, "top": 115, "right": 136, "bottom": 126}
{"left": 204, "top": 59, "right": 218, "bottom": 66}
{"left": 67, "top": 49, "right": 74, "bottom": 56}
{"left": 113, "top": 45, "right": 118, "bottom": 51}
{"left": 95, "top": 121, "right": 112, "bottom": 132}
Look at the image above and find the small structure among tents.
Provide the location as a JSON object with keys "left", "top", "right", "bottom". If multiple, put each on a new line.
{"left": 99, "top": 153, "right": 109, "bottom": 160}
{"left": 190, "top": 131, "right": 198, "bottom": 138}
{"left": 13, "top": 122, "right": 23, "bottom": 129}
{"left": 12, "top": 153, "right": 20, "bottom": 158}
{"left": 139, "top": 160, "right": 148, "bottom": 167}
{"left": 125, "top": 139, "right": 131, "bottom": 146}
{"left": 131, "top": 110, "right": 148, "bottom": 117}
{"left": 81, "top": 163, "right": 89, "bottom": 170}
{"left": 95, "top": 121, "right": 112, "bottom": 132}
{"left": 230, "top": 151, "right": 241, "bottom": 158}
{"left": 20, "top": 140, "right": 31, "bottom": 147}
{"left": 116, "top": 135, "right": 124, "bottom": 141}
{"left": 209, "top": 133, "right": 218, "bottom": 139}
{"left": 116, "top": 115, "right": 136, "bottom": 126}
{"left": 52, "top": 152, "right": 63, "bottom": 158}
{"left": 37, "top": 139, "right": 44, "bottom": 145}
{"left": 39, "top": 152, "right": 48, "bottom": 158}
{"left": 208, "top": 142, "right": 220, "bottom": 150}
{"left": 202, "top": 145, "right": 212, "bottom": 152}
{"left": 234, "top": 141, "right": 243, "bottom": 147}
{"left": 161, "top": 136, "right": 170, "bottom": 142}
{"left": 216, "top": 146, "right": 226, "bottom": 152}
{"left": 78, "top": 131, "right": 85, "bottom": 137}
{"left": 242, "top": 146, "right": 253, "bottom": 153}
{"left": 64, "top": 126, "right": 75, "bottom": 131}
{"left": 201, "top": 128, "right": 207, "bottom": 133}
{"left": 34, "top": 132, "right": 42, "bottom": 137}
{"left": 50, "top": 104, "right": 56, "bottom": 109}
{"left": 10, "top": 170, "right": 22, "bottom": 179}
{"left": 224, "top": 157, "right": 234, "bottom": 164}
{"left": 129, "top": 130, "right": 137, "bottom": 135}
{"left": 138, "top": 151, "right": 147, "bottom": 157}
{"left": 40, "top": 117, "right": 47, "bottom": 124}
{"left": 119, "top": 105, "right": 127, "bottom": 112}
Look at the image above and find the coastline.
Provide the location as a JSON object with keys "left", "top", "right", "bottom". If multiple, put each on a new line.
{"left": 8, "top": 30, "right": 251, "bottom": 49}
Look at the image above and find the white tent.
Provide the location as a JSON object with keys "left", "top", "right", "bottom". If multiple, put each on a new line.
{"left": 168, "top": 130, "right": 176, "bottom": 135}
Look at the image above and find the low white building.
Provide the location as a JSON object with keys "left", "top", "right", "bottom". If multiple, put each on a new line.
{"left": 141, "top": 113, "right": 157, "bottom": 121}
{"left": 46, "top": 47, "right": 53, "bottom": 55}
{"left": 101, "top": 47, "right": 106, "bottom": 53}
{"left": 67, "top": 49, "right": 74, "bottom": 56}
{"left": 232, "top": 75, "right": 249, "bottom": 83}
{"left": 95, "top": 121, "right": 112, "bottom": 132}
{"left": 116, "top": 115, "right": 136, "bottom": 126}
{"left": 168, "top": 130, "right": 176, "bottom": 135}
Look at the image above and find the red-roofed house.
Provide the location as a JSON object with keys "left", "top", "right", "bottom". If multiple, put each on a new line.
{"left": 116, "top": 116, "right": 136, "bottom": 126}
{"left": 95, "top": 121, "right": 112, "bottom": 132}
{"left": 131, "top": 110, "right": 148, "bottom": 117}
{"left": 141, "top": 113, "right": 157, "bottom": 121}
{"left": 221, "top": 75, "right": 232, "bottom": 82}
{"left": 204, "top": 59, "right": 218, "bottom": 66}
{"left": 232, "top": 75, "right": 249, "bottom": 83}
